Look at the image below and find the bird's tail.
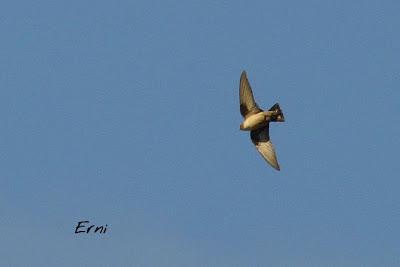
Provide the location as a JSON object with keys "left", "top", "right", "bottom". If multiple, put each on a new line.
{"left": 269, "top": 103, "right": 285, "bottom": 122}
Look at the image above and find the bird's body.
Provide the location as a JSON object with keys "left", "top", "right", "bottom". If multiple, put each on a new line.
{"left": 239, "top": 71, "right": 285, "bottom": 171}
{"left": 240, "top": 111, "right": 275, "bottom": 131}
{"left": 240, "top": 112, "right": 267, "bottom": 131}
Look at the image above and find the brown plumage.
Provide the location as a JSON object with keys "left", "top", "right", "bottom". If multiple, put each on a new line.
{"left": 239, "top": 71, "right": 285, "bottom": 171}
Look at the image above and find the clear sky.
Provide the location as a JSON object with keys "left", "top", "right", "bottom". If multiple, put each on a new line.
{"left": 1, "top": 0, "right": 399, "bottom": 266}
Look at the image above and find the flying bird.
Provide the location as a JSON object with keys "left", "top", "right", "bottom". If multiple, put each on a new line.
{"left": 239, "top": 71, "right": 285, "bottom": 170}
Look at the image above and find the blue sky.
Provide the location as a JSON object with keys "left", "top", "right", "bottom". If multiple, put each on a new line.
{"left": 1, "top": 0, "right": 399, "bottom": 266}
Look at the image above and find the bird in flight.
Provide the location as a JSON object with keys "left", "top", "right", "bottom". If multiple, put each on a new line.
{"left": 239, "top": 71, "right": 285, "bottom": 170}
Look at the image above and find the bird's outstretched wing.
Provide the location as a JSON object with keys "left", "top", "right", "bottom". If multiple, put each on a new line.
{"left": 250, "top": 125, "right": 280, "bottom": 170}
{"left": 240, "top": 71, "right": 261, "bottom": 117}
